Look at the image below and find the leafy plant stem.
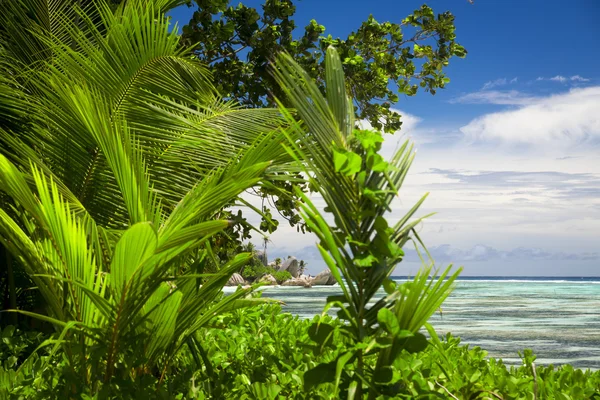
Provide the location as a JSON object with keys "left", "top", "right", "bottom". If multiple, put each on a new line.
{"left": 5, "top": 247, "right": 18, "bottom": 325}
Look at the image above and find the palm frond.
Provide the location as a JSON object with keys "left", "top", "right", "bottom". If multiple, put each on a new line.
{"left": 272, "top": 46, "right": 462, "bottom": 395}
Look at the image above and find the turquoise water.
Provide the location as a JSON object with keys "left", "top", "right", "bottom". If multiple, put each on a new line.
{"left": 241, "top": 278, "right": 600, "bottom": 369}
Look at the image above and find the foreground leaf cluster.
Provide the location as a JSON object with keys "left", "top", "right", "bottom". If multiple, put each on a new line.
{"left": 3, "top": 307, "right": 600, "bottom": 399}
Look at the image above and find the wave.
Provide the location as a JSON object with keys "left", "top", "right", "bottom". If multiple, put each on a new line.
{"left": 389, "top": 276, "right": 600, "bottom": 284}
{"left": 453, "top": 279, "right": 600, "bottom": 284}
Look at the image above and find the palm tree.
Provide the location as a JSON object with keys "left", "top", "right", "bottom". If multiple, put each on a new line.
{"left": 272, "top": 47, "right": 462, "bottom": 398}
{"left": 0, "top": 0, "right": 293, "bottom": 393}
{"left": 0, "top": 0, "right": 296, "bottom": 227}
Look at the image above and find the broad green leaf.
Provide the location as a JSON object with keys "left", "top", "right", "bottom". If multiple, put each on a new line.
{"left": 304, "top": 361, "right": 336, "bottom": 392}
{"left": 400, "top": 332, "right": 429, "bottom": 353}
{"left": 333, "top": 148, "right": 348, "bottom": 172}
{"left": 335, "top": 352, "right": 354, "bottom": 392}
{"left": 373, "top": 366, "right": 393, "bottom": 384}
{"left": 110, "top": 222, "right": 158, "bottom": 301}
{"left": 354, "top": 254, "right": 378, "bottom": 267}
{"left": 342, "top": 151, "right": 362, "bottom": 176}
{"left": 383, "top": 278, "right": 396, "bottom": 294}
{"left": 377, "top": 308, "right": 399, "bottom": 336}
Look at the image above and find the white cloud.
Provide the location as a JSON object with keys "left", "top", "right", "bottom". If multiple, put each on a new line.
{"left": 481, "top": 77, "right": 519, "bottom": 90}
{"left": 482, "top": 78, "right": 507, "bottom": 90}
{"left": 451, "top": 90, "right": 539, "bottom": 105}
{"left": 268, "top": 243, "right": 600, "bottom": 264}
{"left": 238, "top": 94, "right": 600, "bottom": 276}
{"left": 536, "top": 75, "right": 591, "bottom": 83}
{"left": 460, "top": 86, "right": 600, "bottom": 147}
{"left": 570, "top": 75, "right": 590, "bottom": 82}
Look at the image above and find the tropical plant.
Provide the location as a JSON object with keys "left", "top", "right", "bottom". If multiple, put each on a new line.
{"left": 0, "top": 0, "right": 295, "bottom": 226}
{"left": 0, "top": 1, "right": 467, "bottom": 397}
{"left": 272, "top": 46, "right": 462, "bottom": 398}
{"left": 0, "top": 143, "right": 278, "bottom": 392}
{"left": 0, "top": 0, "right": 300, "bottom": 319}
{"left": 0, "top": 0, "right": 298, "bottom": 395}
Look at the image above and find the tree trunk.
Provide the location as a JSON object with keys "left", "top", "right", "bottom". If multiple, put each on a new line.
{"left": 1, "top": 243, "right": 18, "bottom": 325}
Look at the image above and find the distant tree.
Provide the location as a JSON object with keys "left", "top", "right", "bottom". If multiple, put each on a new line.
{"left": 299, "top": 260, "right": 307, "bottom": 275}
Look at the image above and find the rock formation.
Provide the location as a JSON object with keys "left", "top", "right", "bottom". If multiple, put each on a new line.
{"left": 226, "top": 273, "right": 246, "bottom": 286}
{"left": 280, "top": 276, "right": 312, "bottom": 288}
{"left": 258, "top": 274, "right": 278, "bottom": 285}
{"left": 312, "top": 269, "right": 337, "bottom": 285}
{"left": 278, "top": 257, "right": 300, "bottom": 278}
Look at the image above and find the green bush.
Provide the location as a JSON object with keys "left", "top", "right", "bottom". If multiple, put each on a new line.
{"left": 272, "top": 270, "right": 292, "bottom": 283}
{"left": 241, "top": 265, "right": 260, "bottom": 280}
{"left": 181, "top": 311, "right": 600, "bottom": 399}
{"left": 190, "top": 304, "right": 345, "bottom": 399}
{"left": 388, "top": 331, "right": 600, "bottom": 399}
{"left": 241, "top": 262, "right": 293, "bottom": 284}
{"left": 0, "top": 326, "right": 47, "bottom": 371}
{"left": 3, "top": 305, "right": 600, "bottom": 399}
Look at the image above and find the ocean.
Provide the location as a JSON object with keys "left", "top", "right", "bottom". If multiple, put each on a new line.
{"left": 241, "top": 277, "right": 600, "bottom": 370}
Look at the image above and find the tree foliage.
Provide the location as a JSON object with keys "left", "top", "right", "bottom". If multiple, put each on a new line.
{"left": 178, "top": 0, "right": 466, "bottom": 236}
{"left": 181, "top": 0, "right": 466, "bottom": 133}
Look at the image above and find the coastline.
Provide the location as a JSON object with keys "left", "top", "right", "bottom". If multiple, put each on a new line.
{"left": 229, "top": 277, "right": 600, "bottom": 370}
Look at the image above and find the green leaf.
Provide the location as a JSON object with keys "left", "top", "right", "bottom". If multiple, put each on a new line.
{"left": 304, "top": 361, "right": 336, "bottom": 391}
{"left": 110, "top": 222, "right": 158, "bottom": 301}
{"left": 470, "top": 370, "right": 482, "bottom": 383}
{"left": 373, "top": 366, "right": 393, "bottom": 383}
{"left": 383, "top": 278, "right": 396, "bottom": 294}
{"left": 354, "top": 254, "right": 378, "bottom": 267}
{"left": 335, "top": 352, "right": 354, "bottom": 392}
{"left": 400, "top": 332, "right": 429, "bottom": 353}
{"left": 308, "top": 322, "right": 335, "bottom": 347}
{"left": 343, "top": 151, "right": 362, "bottom": 176}
{"left": 377, "top": 308, "right": 399, "bottom": 336}
{"left": 333, "top": 148, "right": 348, "bottom": 172}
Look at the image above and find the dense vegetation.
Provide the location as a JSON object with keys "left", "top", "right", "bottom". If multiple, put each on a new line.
{"left": 0, "top": 0, "right": 598, "bottom": 399}
{"left": 3, "top": 305, "right": 600, "bottom": 398}
{"left": 238, "top": 252, "right": 295, "bottom": 284}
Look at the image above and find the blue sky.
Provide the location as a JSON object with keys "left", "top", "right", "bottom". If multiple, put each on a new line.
{"left": 169, "top": 1, "right": 600, "bottom": 276}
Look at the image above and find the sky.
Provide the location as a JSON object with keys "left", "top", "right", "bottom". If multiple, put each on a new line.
{"left": 169, "top": 1, "right": 600, "bottom": 276}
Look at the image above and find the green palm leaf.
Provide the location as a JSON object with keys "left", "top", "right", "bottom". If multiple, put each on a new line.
{"left": 272, "top": 46, "right": 462, "bottom": 397}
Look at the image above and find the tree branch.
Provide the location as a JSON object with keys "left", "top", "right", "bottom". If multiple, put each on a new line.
{"left": 435, "top": 381, "right": 459, "bottom": 400}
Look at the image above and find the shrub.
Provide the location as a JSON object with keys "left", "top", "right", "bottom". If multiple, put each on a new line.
{"left": 3, "top": 306, "right": 600, "bottom": 398}
{"left": 241, "top": 260, "right": 293, "bottom": 284}
{"left": 273, "top": 270, "right": 292, "bottom": 283}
